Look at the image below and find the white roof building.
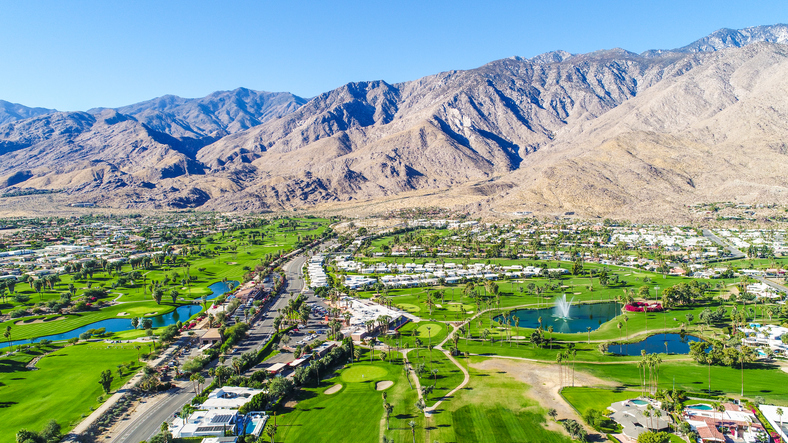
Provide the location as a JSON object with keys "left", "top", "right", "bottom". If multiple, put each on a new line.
{"left": 202, "top": 386, "right": 264, "bottom": 410}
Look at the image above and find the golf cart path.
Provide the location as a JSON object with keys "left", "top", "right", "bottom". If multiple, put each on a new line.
{"left": 426, "top": 325, "right": 470, "bottom": 414}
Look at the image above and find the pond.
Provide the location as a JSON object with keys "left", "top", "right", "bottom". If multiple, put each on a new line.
{"left": 2, "top": 304, "right": 204, "bottom": 348}
{"left": 2, "top": 280, "right": 238, "bottom": 349}
{"left": 612, "top": 333, "right": 704, "bottom": 356}
{"left": 206, "top": 280, "right": 239, "bottom": 300}
{"left": 497, "top": 302, "right": 619, "bottom": 334}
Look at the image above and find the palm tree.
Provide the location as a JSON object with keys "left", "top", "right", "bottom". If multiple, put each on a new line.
{"left": 266, "top": 423, "right": 277, "bottom": 443}
{"left": 624, "top": 315, "right": 629, "bottom": 339}
{"left": 777, "top": 407, "right": 784, "bottom": 430}
{"left": 408, "top": 420, "right": 417, "bottom": 443}
{"left": 586, "top": 326, "right": 591, "bottom": 344}
{"left": 4, "top": 326, "right": 11, "bottom": 351}
{"left": 570, "top": 347, "right": 577, "bottom": 387}
{"left": 556, "top": 353, "right": 563, "bottom": 388}
{"left": 548, "top": 325, "right": 554, "bottom": 349}
{"left": 384, "top": 402, "right": 394, "bottom": 430}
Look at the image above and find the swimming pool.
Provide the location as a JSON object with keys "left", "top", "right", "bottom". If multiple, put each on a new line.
{"left": 690, "top": 404, "right": 713, "bottom": 410}
{"left": 243, "top": 413, "right": 268, "bottom": 437}
{"left": 630, "top": 400, "right": 649, "bottom": 406}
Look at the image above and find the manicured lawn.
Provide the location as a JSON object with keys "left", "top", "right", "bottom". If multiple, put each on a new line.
{"left": 394, "top": 321, "right": 448, "bottom": 349}
{"left": 561, "top": 387, "right": 639, "bottom": 414}
{"left": 274, "top": 361, "right": 401, "bottom": 443}
{"left": 0, "top": 342, "right": 142, "bottom": 439}
{"left": 411, "top": 350, "right": 465, "bottom": 407}
{"left": 270, "top": 353, "right": 572, "bottom": 442}
{"left": 574, "top": 361, "right": 788, "bottom": 405}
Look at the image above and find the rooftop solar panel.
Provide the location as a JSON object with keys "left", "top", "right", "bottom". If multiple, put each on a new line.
{"left": 210, "top": 414, "right": 233, "bottom": 423}
{"left": 195, "top": 426, "right": 226, "bottom": 432}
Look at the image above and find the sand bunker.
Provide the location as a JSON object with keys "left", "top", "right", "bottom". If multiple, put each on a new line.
{"left": 376, "top": 381, "right": 394, "bottom": 391}
{"left": 324, "top": 384, "right": 342, "bottom": 394}
{"left": 117, "top": 312, "right": 129, "bottom": 316}
{"left": 144, "top": 312, "right": 158, "bottom": 316}
{"left": 15, "top": 316, "right": 66, "bottom": 326}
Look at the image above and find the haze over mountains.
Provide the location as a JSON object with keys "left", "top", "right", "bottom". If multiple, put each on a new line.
{"left": 2, "top": 24, "right": 788, "bottom": 220}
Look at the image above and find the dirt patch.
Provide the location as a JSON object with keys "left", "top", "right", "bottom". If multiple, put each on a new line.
{"left": 375, "top": 380, "right": 394, "bottom": 391}
{"left": 324, "top": 384, "right": 343, "bottom": 394}
{"left": 470, "top": 358, "right": 615, "bottom": 438}
{"left": 15, "top": 316, "right": 66, "bottom": 325}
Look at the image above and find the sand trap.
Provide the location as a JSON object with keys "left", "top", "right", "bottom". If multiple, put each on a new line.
{"left": 324, "top": 384, "right": 342, "bottom": 394}
{"left": 144, "top": 312, "right": 158, "bottom": 316}
{"left": 15, "top": 316, "right": 66, "bottom": 325}
{"left": 117, "top": 312, "right": 129, "bottom": 316}
{"left": 226, "top": 262, "right": 238, "bottom": 265}
{"left": 781, "top": 367, "right": 788, "bottom": 375}
{"left": 574, "top": 292, "right": 582, "bottom": 295}
{"left": 435, "top": 304, "right": 442, "bottom": 308}
{"left": 466, "top": 311, "right": 474, "bottom": 314}
{"left": 376, "top": 381, "right": 394, "bottom": 391}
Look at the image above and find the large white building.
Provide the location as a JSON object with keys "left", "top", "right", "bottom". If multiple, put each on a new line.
{"left": 202, "top": 387, "right": 264, "bottom": 410}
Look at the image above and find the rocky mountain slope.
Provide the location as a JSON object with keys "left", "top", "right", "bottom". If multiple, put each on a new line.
{"left": 0, "top": 100, "right": 56, "bottom": 126}
{"left": 94, "top": 88, "right": 307, "bottom": 139}
{"left": 2, "top": 24, "right": 788, "bottom": 219}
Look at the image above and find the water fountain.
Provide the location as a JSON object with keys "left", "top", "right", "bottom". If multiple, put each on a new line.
{"left": 554, "top": 294, "right": 575, "bottom": 319}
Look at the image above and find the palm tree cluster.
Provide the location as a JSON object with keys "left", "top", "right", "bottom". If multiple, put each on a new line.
{"left": 280, "top": 294, "right": 311, "bottom": 326}
{"left": 555, "top": 346, "right": 577, "bottom": 388}
{"left": 636, "top": 352, "right": 663, "bottom": 396}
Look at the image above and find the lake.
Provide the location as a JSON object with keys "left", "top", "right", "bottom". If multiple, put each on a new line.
{"left": 496, "top": 302, "right": 620, "bottom": 334}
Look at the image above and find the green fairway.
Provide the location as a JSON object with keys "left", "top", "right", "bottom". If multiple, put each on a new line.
{"left": 411, "top": 350, "right": 465, "bottom": 407}
{"left": 394, "top": 321, "right": 448, "bottom": 349}
{"left": 0, "top": 342, "right": 142, "bottom": 439}
{"left": 561, "top": 387, "right": 640, "bottom": 414}
{"left": 341, "top": 364, "right": 389, "bottom": 382}
{"left": 574, "top": 361, "right": 788, "bottom": 405}
{"left": 271, "top": 353, "right": 572, "bottom": 442}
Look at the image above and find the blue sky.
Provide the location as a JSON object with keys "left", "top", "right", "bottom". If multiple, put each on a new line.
{"left": 1, "top": 0, "right": 786, "bottom": 111}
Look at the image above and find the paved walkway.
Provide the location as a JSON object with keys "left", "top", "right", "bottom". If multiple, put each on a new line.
{"left": 425, "top": 324, "right": 470, "bottom": 413}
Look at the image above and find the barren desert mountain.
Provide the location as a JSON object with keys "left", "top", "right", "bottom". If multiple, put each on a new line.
{"left": 2, "top": 24, "right": 788, "bottom": 219}
{"left": 95, "top": 88, "right": 307, "bottom": 139}
{"left": 0, "top": 100, "right": 56, "bottom": 126}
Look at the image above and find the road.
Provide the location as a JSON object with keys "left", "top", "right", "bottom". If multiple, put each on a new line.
{"left": 112, "top": 252, "right": 321, "bottom": 442}
{"left": 114, "top": 383, "right": 204, "bottom": 443}
{"left": 753, "top": 276, "right": 788, "bottom": 295}
{"left": 702, "top": 229, "right": 745, "bottom": 261}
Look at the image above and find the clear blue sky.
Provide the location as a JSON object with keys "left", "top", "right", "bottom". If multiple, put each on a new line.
{"left": 1, "top": 0, "right": 785, "bottom": 111}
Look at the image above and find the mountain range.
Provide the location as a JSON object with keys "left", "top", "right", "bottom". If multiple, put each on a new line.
{"left": 2, "top": 24, "right": 788, "bottom": 220}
